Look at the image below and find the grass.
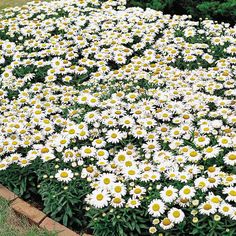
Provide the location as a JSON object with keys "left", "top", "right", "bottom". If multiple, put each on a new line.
{"left": 0, "top": 0, "right": 52, "bottom": 10}
{"left": 0, "top": 0, "right": 32, "bottom": 9}
{"left": 0, "top": 197, "right": 57, "bottom": 236}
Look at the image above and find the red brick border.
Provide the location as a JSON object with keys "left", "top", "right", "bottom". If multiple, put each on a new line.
{"left": 11, "top": 198, "right": 47, "bottom": 225}
{"left": 0, "top": 184, "right": 92, "bottom": 236}
{"left": 0, "top": 184, "right": 18, "bottom": 201}
{"left": 40, "top": 217, "right": 78, "bottom": 236}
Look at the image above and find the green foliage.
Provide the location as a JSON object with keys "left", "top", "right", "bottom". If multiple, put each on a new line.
{"left": 86, "top": 207, "right": 150, "bottom": 236}
{"left": 127, "top": 0, "right": 236, "bottom": 25}
{"left": 38, "top": 176, "right": 90, "bottom": 230}
{"left": 0, "top": 163, "right": 39, "bottom": 199}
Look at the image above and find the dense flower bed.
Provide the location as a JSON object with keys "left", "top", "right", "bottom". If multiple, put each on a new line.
{"left": 0, "top": 0, "right": 236, "bottom": 235}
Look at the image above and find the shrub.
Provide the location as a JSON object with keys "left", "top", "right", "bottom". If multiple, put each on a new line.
{"left": 127, "top": 0, "right": 236, "bottom": 25}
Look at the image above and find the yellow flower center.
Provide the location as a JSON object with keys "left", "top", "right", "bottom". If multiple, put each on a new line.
{"left": 199, "top": 181, "right": 206, "bottom": 188}
{"left": 148, "top": 144, "right": 155, "bottom": 150}
{"left": 161, "top": 127, "right": 167, "bottom": 132}
{"left": 118, "top": 155, "right": 125, "bottom": 162}
{"left": 80, "top": 131, "right": 86, "bottom": 136}
{"left": 203, "top": 203, "right": 212, "bottom": 210}
{"left": 183, "top": 189, "right": 190, "bottom": 194}
{"left": 162, "top": 218, "right": 171, "bottom": 226}
{"left": 68, "top": 129, "right": 75, "bottom": 134}
{"left": 180, "top": 198, "right": 188, "bottom": 203}
{"left": 229, "top": 190, "right": 236, "bottom": 196}
{"left": 229, "top": 154, "right": 236, "bottom": 160}
{"left": 41, "top": 147, "right": 49, "bottom": 153}
{"left": 198, "top": 137, "right": 205, "bottom": 142}
{"left": 190, "top": 151, "right": 198, "bottom": 157}
{"left": 86, "top": 166, "right": 94, "bottom": 173}
{"left": 60, "top": 140, "right": 67, "bottom": 144}
{"left": 103, "top": 178, "right": 110, "bottom": 185}
{"left": 60, "top": 171, "right": 69, "bottom": 178}
{"left": 223, "top": 206, "right": 229, "bottom": 212}
{"left": 221, "top": 139, "right": 228, "bottom": 144}
{"left": 173, "top": 211, "right": 180, "bottom": 218}
{"left": 111, "top": 133, "right": 117, "bottom": 138}
{"left": 226, "top": 176, "right": 233, "bottom": 182}
{"left": 96, "top": 194, "right": 104, "bottom": 201}
{"left": 144, "top": 166, "right": 151, "bottom": 171}
{"left": 152, "top": 204, "right": 160, "bottom": 211}
{"left": 98, "top": 151, "right": 105, "bottom": 156}
{"left": 166, "top": 190, "right": 173, "bottom": 196}
{"left": 134, "top": 188, "right": 142, "bottom": 194}
{"left": 130, "top": 200, "right": 137, "bottom": 205}
{"left": 114, "top": 186, "right": 122, "bottom": 193}
{"left": 84, "top": 148, "right": 92, "bottom": 154}
{"left": 205, "top": 147, "right": 213, "bottom": 153}
{"left": 113, "top": 198, "right": 121, "bottom": 204}
{"left": 208, "top": 177, "right": 216, "bottom": 183}
{"left": 183, "top": 114, "right": 190, "bottom": 119}
{"left": 208, "top": 166, "right": 215, "bottom": 172}
{"left": 125, "top": 161, "right": 132, "bottom": 167}
{"left": 0, "top": 164, "right": 6, "bottom": 169}
{"left": 128, "top": 170, "right": 136, "bottom": 175}
{"left": 211, "top": 197, "right": 220, "bottom": 203}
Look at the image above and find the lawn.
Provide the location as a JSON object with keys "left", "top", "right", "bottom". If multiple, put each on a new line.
{"left": 0, "top": 198, "right": 56, "bottom": 236}
{"left": 0, "top": 0, "right": 31, "bottom": 9}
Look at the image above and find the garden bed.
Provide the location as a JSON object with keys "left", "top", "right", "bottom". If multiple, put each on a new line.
{"left": 0, "top": 0, "right": 236, "bottom": 235}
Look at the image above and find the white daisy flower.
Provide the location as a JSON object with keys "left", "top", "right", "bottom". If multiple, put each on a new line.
{"left": 98, "top": 173, "right": 116, "bottom": 188}
{"left": 199, "top": 202, "right": 217, "bottom": 216}
{"left": 223, "top": 187, "right": 236, "bottom": 202}
{"left": 160, "top": 186, "right": 178, "bottom": 203}
{"left": 55, "top": 169, "right": 74, "bottom": 183}
{"left": 168, "top": 208, "right": 185, "bottom": 223}
{"left": 206, "top": 193, "right": 222, "bottom": 206}
{"left": 18, "top": 158, "right": 31, "bottom": 167}
{"left": 142, "top": 141, "right": 160, "bottom": 153}
{"left": 194, "top": 136, "right": 210, "bottom": 147}
{"left": 106, "top": 129, "right": 124, "bottom": 143}
{"left": 218, "top": 202, "right": 234, "bottom": 216}
{"left": 179, "top": 186, "right": 196, "bottom": 199}
{"left": 110, "top": 197, "right": 125, "bottom": 208}
{"left": 92, "top": 138, "right": 106, "bottom": 148}
{"left": 89, "top": 190, "right": 110, "bottom": 208}
{"left": 159, "top": 218, "right": 174, "bottom": 230}
{"left": 218, "top": 136, "right": 232, "bottom": 147}
{"left": 123, "top": 167, "right": 140, "bottom": 180}
{"left": 130, "top": 186, "right": 146, "bottom": 198}
{"left": 80, "top": 146, "right": 96, "bottom": 158}
{"left": 127, "top": 198, "right": 141, "bottom": 208}
{"left": 0, "top": 161, "right": 8, "bottom": 170}
{"left": 110, "top": 182, "right": 127, "bottom": 196}
{"left": 96, "top": 149, "right": 109, "bottom": 159}
{"left": 132, "top": 127, "right": 147, "bottom": 138}
{"left": 194, "top": 177, "right": 209, "bottom": 192}
{"left": 148, "top": 199, "right": 166, "bottom": 217}
{"left": 203, "top": 146, "right": 221, "bottom": 159}
{"left": 223, "top": 152, "right": 236, "bottom": 166}
{"left": 120, "top": 116, "right": 135, "bottom": 128}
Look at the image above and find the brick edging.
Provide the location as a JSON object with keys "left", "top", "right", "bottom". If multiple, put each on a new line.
{"left": 0, "top": 184, "right": 91, "bottom": 236}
